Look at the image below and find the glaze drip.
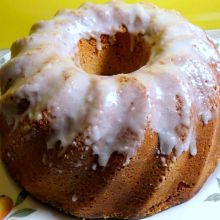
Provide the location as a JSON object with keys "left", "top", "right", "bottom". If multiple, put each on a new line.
{"left": 0, "top": 1, "right": 220, "bottom": 166}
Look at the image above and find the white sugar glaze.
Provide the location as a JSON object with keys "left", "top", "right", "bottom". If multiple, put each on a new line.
{"left": 0, "top": 1, "right": 220, "bottom": 166}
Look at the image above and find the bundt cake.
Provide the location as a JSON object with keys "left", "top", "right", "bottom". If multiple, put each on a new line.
{"left": 0, "top": 1, "right": 220, "bottom": 218}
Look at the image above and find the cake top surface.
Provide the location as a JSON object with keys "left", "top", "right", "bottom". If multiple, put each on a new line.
{"left": 0, "top": 1, "right": 220, "bottom": 166}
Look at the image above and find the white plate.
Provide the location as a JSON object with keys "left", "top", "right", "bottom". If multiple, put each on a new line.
{"left": 0, "top": 31, "right": 220, "bottom": 220}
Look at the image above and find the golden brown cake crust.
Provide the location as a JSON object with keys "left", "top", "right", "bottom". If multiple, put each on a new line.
{"left": 1, "top": 112, "right": 220, "bottom": 218}
{"left": 1, "top": 2, "right": 220, "bottom": 219}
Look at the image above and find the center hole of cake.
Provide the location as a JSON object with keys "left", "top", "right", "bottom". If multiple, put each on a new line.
{"left": 78, "top": 29, "right": 151, "bottom": 76}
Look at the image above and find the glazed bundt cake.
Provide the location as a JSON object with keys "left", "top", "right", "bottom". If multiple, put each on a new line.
{"left": 0, "top": 1, "right": 220, "bottom": 218}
